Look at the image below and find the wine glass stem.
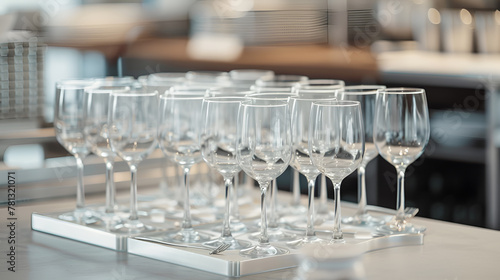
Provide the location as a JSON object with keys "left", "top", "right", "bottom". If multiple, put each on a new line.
{"left": 268, "top": 179, "right": 279, "bottom": 228}
{"left": 230, "top": 177, "right": 240, "bottom": 220}
{"left": 181, "top": 167, "right": 193, "bottom": 229}
{"left": 105, "top": 158, "right": 115, "bottom": 214}
{"left": 319, "top": 175, "right": 328, "bottom": 213}
{"left": 129, "top": 163, "right": 139, "bottom": 221}
{"left": 332, "top": 182, "right": 343, "bottom": 240}
{"left": 355, "top": 164, "right": 368, "bottom": 216}
{"left": 75, "top": 155, "right": 85, "bottom": 210}
{"left": 259, "top": 181, "right": 270, "bottom": 245}
{"left": 222, "top": 177, "right": 234, "bottom": 238}
{"left": 305, "top": 177, "right": 317, "bottom": 238}
{"left": 292, "top": 169, "right": 301, "bottom": 206}
{"left": 396, "top": 166, "right": 407, "bottom": 223}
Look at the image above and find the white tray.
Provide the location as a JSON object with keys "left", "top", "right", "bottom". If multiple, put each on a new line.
{"left": 127, "top": 229, "right": 424, "bottom": 277}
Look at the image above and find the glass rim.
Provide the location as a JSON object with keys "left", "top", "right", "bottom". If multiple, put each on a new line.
{"left": 377, "top": 87, "right": 425, "bottom": 94}
{"left": 160, "top": 92, "right": 204, "bottom": 100}
{"left": 289, "top": 95, "right": 337, "bottom": 102}
{"left": 203, "top": 96, "right": 246, "bottom": 103}
{"left": 56, "top": 79, "right": 96, "bottom": 90}
{"left": 296, "top": 79, "right": 345, "bottom": 87}
{"left": 312, "top": 100, "right": 361, "bottom": 107}
{"left": 110, "top": 90, "right": 158, "bottom": 97}
{"left": 240, "top": 99, "right": 289, "bottom": 107}
{"left": 85, "top": 88, "right": 127, "bottom": 94}
{"left": 342, "top": 85, "right": 386, "bottom": 94}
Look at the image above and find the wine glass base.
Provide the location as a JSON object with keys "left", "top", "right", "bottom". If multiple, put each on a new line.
{"left": 111, "top": 219, "right": 156, "bottom": 235}
{"left": 329, "top": 237, "right": 346, "bottom": 244}
{"left": 286, "top": 235, "right": 326, "bottom": 249}
{"left": 58, "top": 209, "right": 102, "bottom": 226}
{"left": 248, "top": 228, "right": 296, "bottom": 242}
{"left": 239, "top": 244, "right": 289, "bottom": 259}
{"left": 165, "top": 228, "right": 213, "bottom": 244}
{"left": 342, "top": 213, "right": 385, "bottom": 227}
{"left": 204, "top": 237, "right": 253, "bottom": 250}
{"left": 377, "top": 223, "right": 426, "bottom": 235}
{"left": 212, "top": 219, "right": 248, "bottom": 234}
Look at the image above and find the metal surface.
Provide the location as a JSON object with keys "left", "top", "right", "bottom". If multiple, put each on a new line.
{"left": 127, "top": 230, "right": 424, "bottom": 277}
{"left": 31, "top": 212, "right": 168, "bottom": 251}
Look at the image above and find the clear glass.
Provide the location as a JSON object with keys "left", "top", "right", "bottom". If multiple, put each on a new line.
{"left": 294, "top": 79, "right": 345, "bottom": 92}
{"left": 185, "top": 70, "right": 231, "bottom": 86}
{"left": 83, "top": 88, "right": 123, "bottom": 228}
{"left": 200, "top": 96, "right": 253, "bottom": 250}
{"left": 108, "top": 90, "right": 159, "bottom": 234}
{"left": 229, "top": 69, "right": 275, "bottom": 87}
{"left": 309, "top": 100, "right": 365, "bottom": 243}
{"left": 158, "top": 94, "right": 212, "bottom": 243}
{"left": 253, "top": 74, "right": 309, "bottom": 93}
{"left": 373, "top": 88, "right": 430, "bottom": 234}
{"left": 237, "top": 99, "right": 292, "bottom": 258}
{"left": 244, "top": 92, "right": 297, "bottom": 242}
{"left": 339, "top": 85, "right": 386, "bottom": 226}
{"left": 287, "top": 96, "right": 336, "bottom": 247}
{"left": 54, "top": 80, "right": 101, "bottom": 225}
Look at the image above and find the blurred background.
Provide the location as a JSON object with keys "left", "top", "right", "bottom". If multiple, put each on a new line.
{"left": 1, "top": 0, "right": 500, "bottom": 229}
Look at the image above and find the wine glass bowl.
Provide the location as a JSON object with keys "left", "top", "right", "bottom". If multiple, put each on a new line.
{"left": 373, "top": 88, "right": 430, "bottom": 234}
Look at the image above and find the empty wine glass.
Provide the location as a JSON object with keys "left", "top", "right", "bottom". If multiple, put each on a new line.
{"left": 294, "top": 79, "right": 343, "bottom": 218}
{"left": 340, "top": 85, "right": 386, "bottom": 226}
{"left": 245, "top": 92, "right": 297, "bottom": 242}
{"left": 185, "top": 70, "right": 231, "bottom": 87}
{"left": 54, "top": 79, "right": 102, "bottom": 225}
{"left": 83, "top": 88, "right": 123, "bottom": 227}
{"left": 373, "top": 88, "right": 430, "bottom": 234}
{"left": 108, "top": 90, "right": 159, "bottom": 234}
{"left": 253, "top": 74, "right": 308, "bottom": 93}
{"left": 158, "top": 93, "right": 212, "bottom": 243}
{"left": 294, "top": 79, "right": 345, "bottom": 93}
{"left": 200, "top": 96, "right": 253, "bottom": 250}
{"left": 309, "top": 100, "right": 365, "bottom": 243}
{"left": 237, "top": 99, "right": 292, "bottom": 258}
{"left": 287, "top": 95, "right": 336, "bottom": 248}
{"left": 229, "top": 69, "right": 275, "bottom": 88}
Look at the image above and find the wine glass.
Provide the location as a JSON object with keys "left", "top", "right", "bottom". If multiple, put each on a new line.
{"left": 229, "top": 69, "right": 275, "bottom": 88}
{"left": 108, "top": 90, "right": 159, "bottom": 234}
{"left": 236, "top": 98, "right": 292, "bottom": 258}
{"left": 158, "top": 93, "right": 212, "bottom": 243}
{"left": 287, "top": 95, "right": 336, "bottom": 248}
{"left": 200, "top": 96, "right": 253, "bottom": 249}
{"left": 83, "top": 88, "right": 123, "bottom": 227}
{"left": 253, "top": 74, "right": 308, "bottom": 92}
{"left": 245, "top": 92, "right": 297, "bottom": 242}
{"left": 294, "top": 79, "right": 345, "bottom": 93}
{"left": 340, "top": 85, "right": 387, "bottom": 226}
{"left": 185, "top": 70, "right": 231, "bottom": 87}
{"left": 294, "top": 79, "right": 344, "bottom": 218}
{"left": 54, "top": 79, "right": 102, "bottom": 225}
{"left": 373, "top": 88, "right": 430, "bottom": 234}
{"left": 309, "top": 100, "right": 365, "bottom": 243}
